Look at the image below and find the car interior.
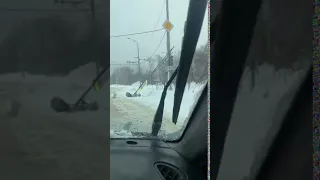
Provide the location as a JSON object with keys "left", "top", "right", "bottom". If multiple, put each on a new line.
{"left": 110, "top": 0, "right": 209, "bottom": 180}
{"left": 110, "top": 0, "right": 312, "bottom": 179}
{"left": 210, "top": 0, "right": 312, "bottom": 179}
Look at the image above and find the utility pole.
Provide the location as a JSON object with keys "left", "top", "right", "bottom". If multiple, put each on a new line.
{"left": 127, "top": 38, "right": 146, "bottom": 86}
{"left": 136, "top": 42, "right": 141, "bottom": 86}
{"left": 165, "top": 0, "right": 173, "bottom": 90}
{"left": 53, "top": 0, "right": 99, "bottom": 75}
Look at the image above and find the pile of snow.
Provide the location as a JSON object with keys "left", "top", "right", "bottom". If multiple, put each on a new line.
{"left": 131, "top": 81, "right": 141, "bottom": 87}
{"left": 110, "top": 130, "right": 135, "bottom": 138}
{"left": 0, "top": 64, "right": 206, "bottom": 129}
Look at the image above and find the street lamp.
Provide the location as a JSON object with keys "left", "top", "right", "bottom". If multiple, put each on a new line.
{"left": 127, "top": 37, "right": 142, "bottom": 85}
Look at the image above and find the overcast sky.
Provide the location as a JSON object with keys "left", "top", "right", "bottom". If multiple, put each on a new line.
{"left": 0, "top": 0, "right": 208, "bottom": 74}
{"left": 110, "top": 0, "right": 208, "bottom": 72}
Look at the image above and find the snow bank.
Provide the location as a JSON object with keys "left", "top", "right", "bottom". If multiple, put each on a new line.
{"left": 0, "top": 63, "right": 206, "bottom": 131}
{"left": 110, "top": 130, "right": 134, "bottom": 138}
{"left": 110, "top": 81, "right": 206, "bottom": 126}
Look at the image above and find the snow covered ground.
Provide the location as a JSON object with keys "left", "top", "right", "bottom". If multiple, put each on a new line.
{"left": 110, "top": 81, "right": 205, "bottom": 135}
{"left": 0, "top": 64, "right": 109, "bottom": 179}
{"left": 0, "top": 63, "right": 205, "bottom": 179}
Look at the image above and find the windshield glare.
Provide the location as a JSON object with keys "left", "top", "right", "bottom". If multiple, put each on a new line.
{"left": 110, "top": 0, "right": 208, "bottom": 140}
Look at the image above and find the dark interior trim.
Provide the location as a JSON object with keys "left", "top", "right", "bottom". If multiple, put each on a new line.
{"left": 209, "top": 0, "right": 263, "bottom": 178}
{"left": 254, "top": 68, "right": 312, "bottom": 180}
{"left": 168, "top": 85, "right": 208, "bottom": 163}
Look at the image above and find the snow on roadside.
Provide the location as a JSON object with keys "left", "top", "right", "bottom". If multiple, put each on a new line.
{"left": 0, "top": 63, "right": 206, "bottom": 137}
{"left": 110, "top": 81, "right": 206, "bottom": 127}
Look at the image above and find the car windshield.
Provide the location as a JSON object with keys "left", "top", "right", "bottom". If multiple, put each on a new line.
{"left": 110, "top": 0, "right": 208, "bottom": 140}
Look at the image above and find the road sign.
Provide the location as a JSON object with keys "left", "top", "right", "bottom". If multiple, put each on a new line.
{"left": 162, "top": 20, "right": 174, "bottom": 32}
{"left": 165, "top": 66, "right": 177, "bottom": 72}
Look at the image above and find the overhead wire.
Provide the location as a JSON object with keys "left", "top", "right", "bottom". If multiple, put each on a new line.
{"left": 140, "top": 30, "right": 167, "bottom": 97}
{"left": 110, "top": 28, "right": 164, "bottom": 38}
{"left": 111, "top": 4, "right": 167, "bottom": 93}
{"left": 110, "top": 31, "right": 165, "bottom": 73}
{"left": 146, "top": 0, "right": 166, "bottom": 63}
{"left": 146, "top": 31, "right": 166, "bottom": 61}
{"left": 149, "top": 0, "right": 166, "bottom": 40}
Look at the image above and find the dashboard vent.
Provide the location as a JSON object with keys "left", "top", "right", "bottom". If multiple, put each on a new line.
{"left": 155, "top": 163, "right": 185, "bottom": 180}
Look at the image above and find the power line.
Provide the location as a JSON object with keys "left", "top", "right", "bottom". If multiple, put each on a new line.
{"left": 110, "top": 28, "right": 164, "bottom": 38}
{"left": 150, "top": 0, "right": 165, "bottom": 40}
{"left": 111, "top": 31, "right": 165, "bottom": 67}
{"left": 146, "top": 31, "right": 166, "bottom": 61}
{"left": 151, "top": 48, "right": 172, "bottom": 74}
{"left": 155, "top": 0, "right": 165, "bottom": 29}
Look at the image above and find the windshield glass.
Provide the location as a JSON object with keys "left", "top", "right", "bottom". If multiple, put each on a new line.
{"left": 110, "top": 0, "right": 208, "bottom": 140}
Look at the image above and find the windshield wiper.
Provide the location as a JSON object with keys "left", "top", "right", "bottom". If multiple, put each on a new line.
{"left": 151, "top": 67, "right": 178, "bottom": 136}
{"left": 151, "top": 0, "right": 207, "bottom": 136}
{"left": 172, "top": 0, "right": 207, "bottom": 124}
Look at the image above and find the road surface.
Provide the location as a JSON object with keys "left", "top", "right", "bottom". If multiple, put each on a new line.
{"left": 110, "top": 86, "right": 178, "bottom": 134}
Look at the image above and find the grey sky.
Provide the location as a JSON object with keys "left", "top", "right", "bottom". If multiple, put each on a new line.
{"left": 0, "top": 0, "right": 207, "bottom": 74}
{"left": 110, "top": 0, "right": 208, "bottom": 72}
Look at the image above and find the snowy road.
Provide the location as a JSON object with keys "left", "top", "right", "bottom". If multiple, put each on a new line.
{"left": 0, "top": 64, "right": 200, "bottom": 179}
{"left": 0, "top": 80, "right": 179, "bottom": 179}
{"left": 110, "top": 86, "right": 179, "bottom": 134}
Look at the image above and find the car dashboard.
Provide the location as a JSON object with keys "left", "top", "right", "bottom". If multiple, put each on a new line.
{"left": 110, "top": 139, "right": 205, "bottom": 180}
